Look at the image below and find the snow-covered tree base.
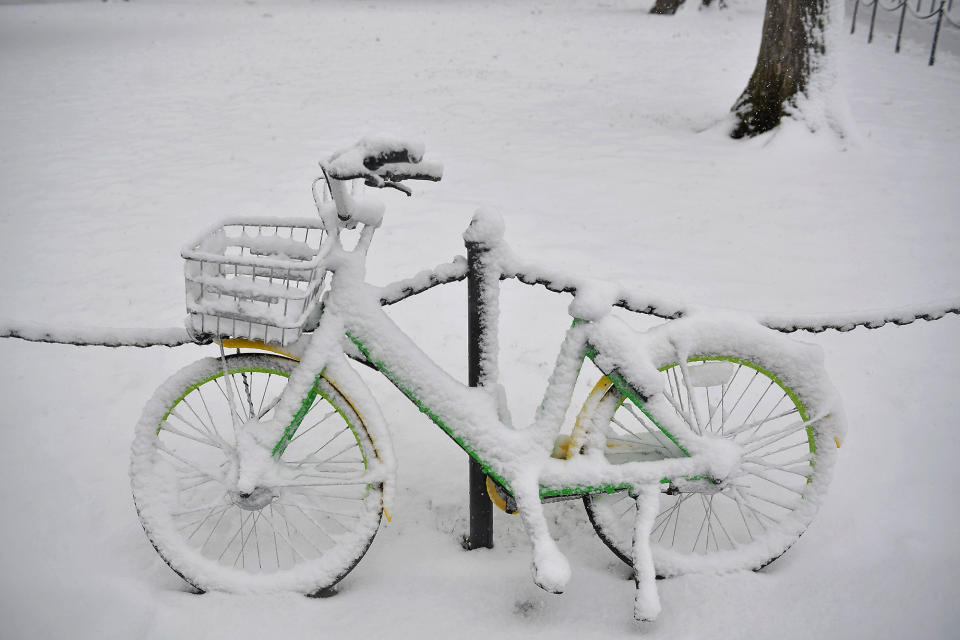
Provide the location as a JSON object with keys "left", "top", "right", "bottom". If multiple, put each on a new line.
{"left": 731, "top": 0, "right": 851, "bottom": 140}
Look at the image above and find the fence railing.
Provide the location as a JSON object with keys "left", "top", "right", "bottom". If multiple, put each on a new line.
{"left": 850, "top": 0, "right": 960, "bottom": 65}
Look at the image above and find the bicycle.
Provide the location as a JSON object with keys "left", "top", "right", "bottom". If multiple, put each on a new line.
{"left": 130, "top": 137, "right": 845, "bottom": 621}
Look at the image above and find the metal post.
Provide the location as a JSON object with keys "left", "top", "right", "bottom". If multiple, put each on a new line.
{"left": 851, "top": 0, "right": 860, "bottom": 34}
{"left": 868, "top": 0, "right": 879, "bottom": 42}
{"left": 896, "top": 0, "right": 908, "bottom": 52}
{"left": 930, "top": 0, "right": 945, "bottom": 65}
{"left": 464, "top": 238, "right": 494, "bottom": 550}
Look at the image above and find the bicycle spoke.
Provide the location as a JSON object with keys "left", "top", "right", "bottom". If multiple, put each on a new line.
{"left": 194, "top": 386, "right": 226, "bottom": 444}
{"left": 711, "top": 364, "right": 743, "bottom": 432}
{"left": 168, "top": 405, "right": 226, "bottom": 448}
{"left": 233, "top": 511, "right": 263, "bottom": 568}
{"left": 259, "top": 506, "right": 307, "bottom": 562}
{"left": 287, "top": 503, "right": 340, "bottom": 545}
{"left": 725, "top": 407, "right": 799, "bottom": 438}
{"left": 253, "top": 510, "right": 262, "bottom": 570}
{"left": 273, "top": 504, "right": 327, "bottom": 556}
{"left": 157, "top": 443, "right": 220, "bottom": 483}
{"left": 749, "top": 394, "right": 788, "bottom": 438}
{"left": 270, "top": 504, "right": 281, "bottom": 568}
{"left": 160, "top": 420, "right": 222, "bottom": 449}
{"left": 661, "top": 390, "right": 700, "bottom": 437}
{"left": 678, "top": 363, "right": 704, "bottom": 434}
{"left": 179, "top": 504, "right": 230, "bottom": 538}
{"left": 741, "top": 416, "right": 821, "bottom": 455}
{"left": 744, "top": 452, "right": 813, "bottom": 470}
{"left": 612, "top": 412, "right": 674, "bottom": 455}
{"left": 758, "top": 438, "right": 810, "bottom": 459}
{"left": 199, "top": 505, "right": 232, "bottom": 553}
{"left": 289, "top": 409, "right": 338, "bottom": 444}
{"left": 212, "top": 377, "right": 246, "bottom": 426}
{"left": 736, "top": 487, "right": 796, "bottom": 512}
{"left": 302, "top": 440, "right": 361, "bottom": 468}
{"left": 670, "top": 368, "right": 684, "bottom": 413}
{"left": 731, "top": 487, "right": 777, "bottom": 529}
{"left": 258, "top": 373, "right": 273, "bottom": 416}
{"left": 274, "top": 477, "right": 374, "bottom": 488}
{"left": 729, "top": 491, "right": 755, "bottom": 542}
{"left": 701, "top": 495, "right": 714, "bottom": 551}
{"left": 738, "top": 379, "right": 775, "bottom": 430}
{"left": 291, "top": 503, "right": 363, "bottom": 520}
{"left": 691, "top": 501, "right": 710, "bottom": 553}
{"left": 287, "top": 425, "right": 351, "bottom": 464}
{"left": 218, "top": 511, "right": 251, "bottom": 562}
{"left": 257, "top": 394, "right": 283, "bottom": 419}
{"left": 706, "top": 496, "right": 738, "bottom": 549}
{"left": 725, "top": 369, "right": 760, "bottom": 420}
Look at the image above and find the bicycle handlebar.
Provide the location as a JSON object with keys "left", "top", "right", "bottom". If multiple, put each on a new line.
{"left": 324, "top": 136, "right": 444, "bottom": 191}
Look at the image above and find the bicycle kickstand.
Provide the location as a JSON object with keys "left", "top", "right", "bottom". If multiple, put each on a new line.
{"left": 631, "top": 484, "right": 662, "bottom": 622}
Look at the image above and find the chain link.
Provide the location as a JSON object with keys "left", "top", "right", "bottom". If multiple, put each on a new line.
{"left": 2, "top": 259, "right": 956, "bottom": 347}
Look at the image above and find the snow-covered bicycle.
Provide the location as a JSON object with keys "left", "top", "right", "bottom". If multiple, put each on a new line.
{"left": 130, "top": 138, "right": 845, "bottom": 620}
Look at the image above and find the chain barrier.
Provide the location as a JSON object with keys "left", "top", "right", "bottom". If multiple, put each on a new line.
{"left": 1, "top": 257, "right": 956, "bottom": 348}
{"left": 850, "top": 0, "right": 958, "bottom": 64}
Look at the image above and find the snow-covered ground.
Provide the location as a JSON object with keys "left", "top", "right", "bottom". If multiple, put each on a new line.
{"left": 1, "top": 0, "right": 958, "bottom": 638}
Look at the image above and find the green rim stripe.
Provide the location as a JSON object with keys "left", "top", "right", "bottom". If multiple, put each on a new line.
{"left": 158, "top": 364, "right": 368, "bottom": 469}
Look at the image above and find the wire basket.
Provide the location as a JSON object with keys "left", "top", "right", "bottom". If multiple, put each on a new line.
{"left": 182, "top": 216, "right": 331, "bottom": 346}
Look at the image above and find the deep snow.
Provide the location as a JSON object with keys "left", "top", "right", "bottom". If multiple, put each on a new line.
{"left": 0, "top": 0, "right": 958, "bottom": 638}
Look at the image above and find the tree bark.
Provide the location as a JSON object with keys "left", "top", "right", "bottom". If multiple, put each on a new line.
{"left": 650, "top": 0, "right": 686, "bottom": 14}
{"left": 730, "top": 0, "right": 828, "bottom": 138}
{"left": 649, "top": 0, "right": 721, "bottom": 15}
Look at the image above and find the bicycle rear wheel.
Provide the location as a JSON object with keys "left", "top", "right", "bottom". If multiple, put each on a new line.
{"left": 130, "top": 353, "right": 383, "bottom": 594}
{"left": 578, "top": 321, "right": 842, "bottom": 576}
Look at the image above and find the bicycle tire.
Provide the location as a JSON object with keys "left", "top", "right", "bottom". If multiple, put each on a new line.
{"left": 577, "top": 318, "right": 842, "bottom": 576}
{"left": 130, "top": 353, "right": 383, "bottom": 594}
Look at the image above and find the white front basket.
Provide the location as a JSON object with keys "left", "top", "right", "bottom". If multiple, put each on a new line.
{"left": 182, "top": 216, "right": 331, "bottom": 346}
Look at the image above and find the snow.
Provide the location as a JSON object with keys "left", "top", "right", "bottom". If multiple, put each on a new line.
{"left": 1, "top": 0, "right": 959, "bottom": 638}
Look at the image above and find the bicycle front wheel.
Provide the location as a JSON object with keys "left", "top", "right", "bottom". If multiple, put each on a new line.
{"left": 578, "top": 321, "right": 842, "bottom": 576}
{"left": 130, "top": 353, "right": 383, "bottom": 594}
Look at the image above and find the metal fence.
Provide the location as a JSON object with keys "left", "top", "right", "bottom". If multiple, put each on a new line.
{"left": 850, "top": 0, "right": 960, "bottom": 65}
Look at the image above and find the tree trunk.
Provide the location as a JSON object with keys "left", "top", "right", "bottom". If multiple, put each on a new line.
{"left": 730, "top": 0, "right": 829, "bottom": 138}
{"left": 650, "top": 0, "right": 721, "bottom": 15}
{"left": 650, "top": 0, "right": 686, "bottom": 14}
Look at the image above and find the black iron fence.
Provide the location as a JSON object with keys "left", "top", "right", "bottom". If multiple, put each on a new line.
{"left": 850, "top": 0, "right": 960, "bottom": 65}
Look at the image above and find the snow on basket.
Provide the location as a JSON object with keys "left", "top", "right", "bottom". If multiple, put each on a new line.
{"left": 182, "top": 216, "right": 332, "bottom": 346}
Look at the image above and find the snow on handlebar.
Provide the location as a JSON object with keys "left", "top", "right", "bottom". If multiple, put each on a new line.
{"left": 325, "top": 136, "right": 444, "bottom": 191}
{"left": 319, "top": 136, "right": 443, "bottom": 230}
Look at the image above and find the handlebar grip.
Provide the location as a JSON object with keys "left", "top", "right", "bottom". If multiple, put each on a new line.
{"left": 376, "top": 160, "right": 443, "bottom": 183}
{"left": 325, "top": 137, "right": 442, "bottom": 186}
{"left": 363, "top": 149, "right": 418, "bottom": 170}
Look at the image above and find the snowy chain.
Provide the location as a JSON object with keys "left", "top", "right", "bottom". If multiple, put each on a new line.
{"left": 496, "top": 258, "right": 960, "bottom": 333}
{"left": 1, "top": 256, "right": 957, "bottom": 348}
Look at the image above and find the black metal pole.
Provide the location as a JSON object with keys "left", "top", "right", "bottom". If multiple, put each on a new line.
{"left": 851, "top": 0, "right": 860, "bottom": 34}
{"left": 930, "top": 0, "right": 945, "bottom": 65}
{"left": 896, "top": 0, "right": 908, "bottom": 52}
{"left": 868, "top": 0, "right": 879, "bottom": 42}
{"left": 465, "top": 238, "right": 494, "bottom": 550}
